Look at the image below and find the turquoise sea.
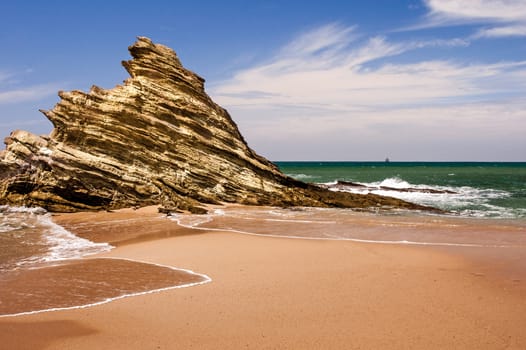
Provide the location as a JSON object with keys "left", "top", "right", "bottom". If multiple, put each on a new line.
{"left": 276, "top": 162, "right": 526, "bottom": 219}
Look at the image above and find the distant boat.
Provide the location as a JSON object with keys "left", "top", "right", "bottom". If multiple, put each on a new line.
{"left": 385, "top": 157, "right": 390, "bottom": 163}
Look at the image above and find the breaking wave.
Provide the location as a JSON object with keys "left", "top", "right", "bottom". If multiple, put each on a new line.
{"left": 325, "top": 177, "right": 525, "bottom": 219}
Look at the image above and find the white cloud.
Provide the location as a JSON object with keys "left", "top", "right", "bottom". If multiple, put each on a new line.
{"left": 213, "top": 25, "right": 525, "bottom": 110}
{"left": 422, "top": 0, "right": 526, "bottom": 38}
{"left": 211, "top": 23, "right": 526, "bottom": 160}
{"left": 280, "top": 23, "right": 358, "bottom": 58}
{"left": 0, "top": 69, "right": 63, "bottom": 104}
{"left": 425, "top": 0, "right": 526, "bottom": 22}
{"left": 473, "top": 24, "right": 526, "bottom": 38}
{"left": 0, "top": 83, "right": 60, "bottom": 104}
{"left": 410, "top": 38, "right": 470, "bottom": 48}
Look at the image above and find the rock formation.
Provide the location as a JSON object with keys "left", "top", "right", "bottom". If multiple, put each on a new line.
{"left": 326, "top": 181, "right": 457, "bottom": 194}
{"left": 0, "top": 37, "right": 433, "bottom": 213}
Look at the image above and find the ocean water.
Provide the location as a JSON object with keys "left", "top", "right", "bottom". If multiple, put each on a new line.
{"left": 276, "top": 162, "right": 526, "bottom": 219}
{"left": 0, "top": 205, "right": 111, "bottom": 272}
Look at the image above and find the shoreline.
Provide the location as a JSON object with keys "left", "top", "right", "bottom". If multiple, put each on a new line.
{"left": 0, "top": 256, "right": 211, "bottom": 318}
{"left": 1, "top": 205, "right": 525, "bottom": 349}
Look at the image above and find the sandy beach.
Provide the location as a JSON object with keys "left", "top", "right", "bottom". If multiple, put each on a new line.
{"left": 1, "top": 206, "right": 525, "bottom": 349}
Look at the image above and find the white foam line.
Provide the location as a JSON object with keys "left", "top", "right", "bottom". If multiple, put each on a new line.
{"left": 264, "top": 218, "right": 337, "bottom": 224}
{"left": 0, "top": 257, "right": 211, "bottom": 318}
{"left": 170, "top": 217, "right": 512, "bottom": 248}
{"left": 68, "top": 217, "right": 155, "bottom": 227}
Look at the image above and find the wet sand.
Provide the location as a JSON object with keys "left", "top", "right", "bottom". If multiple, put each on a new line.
{"left": 0, "top": 258, "right": 209, "bottom": 317}
{"left": 1, "top": 206, "right": 525, "bottom": 349}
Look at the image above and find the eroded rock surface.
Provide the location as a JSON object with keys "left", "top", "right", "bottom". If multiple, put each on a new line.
{"left": 0, "top": 37, "right": 432, "bottom": 213}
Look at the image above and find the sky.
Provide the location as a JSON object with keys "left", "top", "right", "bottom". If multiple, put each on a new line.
{"left": 0, "top": 0, "right": 525, "bottom": 161}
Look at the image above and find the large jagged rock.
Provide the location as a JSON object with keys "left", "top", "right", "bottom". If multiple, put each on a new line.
{"left": 0, "top": 37, "right": 432, "bottom": 213}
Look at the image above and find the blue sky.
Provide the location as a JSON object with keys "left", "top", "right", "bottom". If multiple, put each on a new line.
{"left": 1, "top": 0, "right": 525, "bottom": 161}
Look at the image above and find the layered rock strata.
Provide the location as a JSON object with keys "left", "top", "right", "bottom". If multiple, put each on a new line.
{"left": 0, "top": 37, "right": 432, "bottom": 213}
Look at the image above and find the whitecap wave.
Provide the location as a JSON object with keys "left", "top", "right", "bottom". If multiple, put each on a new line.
{"left": 285, "top": 173, "right": 319, "bottom": 181}
{"left": 328, "top": 177, "right": 520, "bottom": 218}
{"left": 377, "top": 177, "right": 411, "bottom": 189}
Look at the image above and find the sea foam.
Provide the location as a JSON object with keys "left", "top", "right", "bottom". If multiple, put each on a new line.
{"left": 37, "top": 214, "right": 112, "bottom": 264}
{"left": 331, "top": 177, "right": 521, "bottom": 219}
{"left": 0, "top": 206, "right": 112, "bottom": 270}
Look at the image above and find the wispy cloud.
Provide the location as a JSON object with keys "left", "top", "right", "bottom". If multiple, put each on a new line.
{"left": 0, "top": 83, "right": 61, "bottom": 104}
{"left": 472, "top": 24, "right": 526, "bottom": 38}
{"left": 211, "top": 23, "right": 526, "bottom": 160}
{"left": 421, "top": 0, "right": 526, "bottom": 38}
{"left": 425, "top": 0, "right": 526, "bottom": 23}
{"left": 280, "top": 23, "right": 358, "bottom": 59}
{"left": 213, "top": 24, "right": 524, "bottom": 110}
{"left": 0, "top": 70, "right": 61, "bottom": 105}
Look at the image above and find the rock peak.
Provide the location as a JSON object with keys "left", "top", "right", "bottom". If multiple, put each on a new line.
{"left": 0, "top": 37, "right": 431, "bottom": 213}
{"left": 123, "top": 36, "right": 205, "bottom": 91}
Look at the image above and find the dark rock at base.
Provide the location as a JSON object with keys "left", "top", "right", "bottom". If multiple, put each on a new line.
{"left": 0, "top": 37, "right": 437, "bottom": 213}
{"left": 330, "top": 180, "right": 457, "bottom": 194}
